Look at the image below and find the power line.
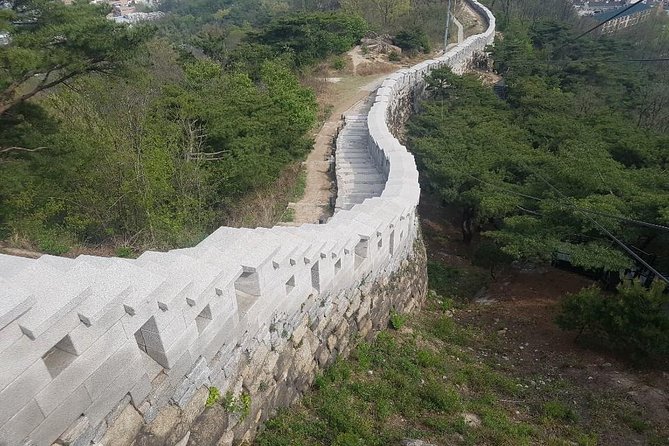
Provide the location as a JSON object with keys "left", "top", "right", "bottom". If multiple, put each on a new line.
{"left": 548, "top": 0, "right": 647, "bottom": 55}
{"left": 496, "top": 56, "right": 669, "bottom": 64}
{"left": 431, "top": 147, "right": 669, "bottom": 281}
{"left": 440, "top": 159, "right": 669, "bottom": 233}
{"left": 573, "top": 0, "right": 646, "bottom": 41}
{"left": 517, "top": 161, "right": 669, "bottom": 284}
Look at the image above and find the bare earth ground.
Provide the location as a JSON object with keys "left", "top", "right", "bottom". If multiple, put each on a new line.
{"left": 420, "top": 190, "right": 669, "bottom": 445}
{"left": 287, "top": 70, "right": 393, "bottom": 225}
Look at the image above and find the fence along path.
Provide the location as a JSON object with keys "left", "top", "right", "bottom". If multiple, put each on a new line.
{"left": 0, "top": 2, "right": 495, "bottom": 444}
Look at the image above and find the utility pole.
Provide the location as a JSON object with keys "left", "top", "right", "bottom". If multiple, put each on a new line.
{"left": 444, "top": 0, "right": 452, "bottom": 51}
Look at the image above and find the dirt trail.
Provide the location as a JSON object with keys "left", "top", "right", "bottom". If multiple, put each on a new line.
{"left": 287, "top": 74, "right": 391, "bottom": 225}
{"left": 458, "top": 0, "right": 486, "bottom": 37}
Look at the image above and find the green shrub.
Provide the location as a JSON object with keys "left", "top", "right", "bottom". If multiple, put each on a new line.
{"left": 252, "top": 12, "right": 368, "bottom": 67}
{"left": 556, "top": 280, "right": 669, "bottom": 359}
{"left": 280, "top": 208, "right": 295, "bottom": 222}
{"left": 36, "top": 230, "right": 71, "bottom": 255}
{"left": 389, "top": 310, "right": 406, "bottom": 330}
{"left": 393, "top": 28, "right": 430, "bottom": 54}
{"left": 388, "top": 50, "right": 401, "bottom": 62}
{"left": 331, "top": 56, "right": 347, "bottom": 71}
{"left": 222, "top": 391, "right": 252, "bottom": 420}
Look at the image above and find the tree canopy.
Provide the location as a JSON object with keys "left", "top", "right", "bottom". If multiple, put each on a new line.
{"left": 0, "top": 0, "right": 152, "bottom": 116}
{"left": 408, "top": 19, "right": 669, "bottom": 274}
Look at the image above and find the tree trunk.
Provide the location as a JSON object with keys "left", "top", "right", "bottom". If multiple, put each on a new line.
{"left": 461, "top": 207, "right": 475, "bottom": 244}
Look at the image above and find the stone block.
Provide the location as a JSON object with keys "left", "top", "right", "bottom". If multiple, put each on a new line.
{"left": 171, "top": 377, "right": 192, "bottom": 404}
{"left": 0, "top": 312, "right": 80, "bottom": 390}
{"left": 99, "top": 403, "right": 143, "bottom": 446}
{"left": 0, "top": 320, "right": 23, "bottom": 355}
{"left": 105, "top": 395, "right": 131, "bottom": 426}
{"left": 57, "top": 415, "right": 88, "bottom": 445}
{"left": 0, "top": 358, "right": 51, "bottom": 427}
{"left": 84, "top": 356, "right": 145, "bottom": 424}
{"left": 25, "top": 384, "right": 92, "bottom": 446}
{"left": 129, "top": 374, "right": 152, "bottom": 407}
{"left": 0, "top": 400, "right": 44, "bottom": 445}
{"left": 14, "top": 262, "right": 94, "bottom": 341}
{"left": 175, "top": 382, "right": 197, "bottom": 409}
{"left": 0, "top": 280, "right": 34, "bottom": 332}
{"left": 83, "top": 340, "right": 141, "bottom": 401}
{"left": 36, "top": 322, "right": 127, "bottom": 415}
{"left": 186, "top": 356, "right": 208, "bottom": 382}
{"left": 90, "top": 421, "right": 108, "bottom": 445}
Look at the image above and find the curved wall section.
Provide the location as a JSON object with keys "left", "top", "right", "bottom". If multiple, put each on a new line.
{"left": 0, "top": 2, "right": 494, "bottom": 444}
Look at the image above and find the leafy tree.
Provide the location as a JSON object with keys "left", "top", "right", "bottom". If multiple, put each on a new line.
{"left": 408, "top": 64, "right": 668, "bottom": 273}
{"left": 556, "top": 280, "right": 669, "bottom": 359}
{"left": 249, "top": 12, "right": 368, "bottom": 67}
{"left": 393, "top": 28, "right": 430, "bottom": 54}
{"left": 0, "top": 0, "right": 151, "bottom": 116}
{"left": 341, "top": 0, "right": 409, "bottom": 29}
{"left": 0, "top": 40, "right": 318, "bottom": 249}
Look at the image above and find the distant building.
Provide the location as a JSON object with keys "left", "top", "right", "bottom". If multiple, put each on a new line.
{"left": 571, "top": 0, "right": 664, "bottom": 17}
{"left": 110, "top": 10, "right": 165, "bottom": 24}
{"left": 594, "top": 2, "right": 654, "bottom": 33}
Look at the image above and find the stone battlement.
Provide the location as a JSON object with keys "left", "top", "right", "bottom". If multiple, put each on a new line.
{"left": 0, "top": 2, "right": 494, "bottom": 444}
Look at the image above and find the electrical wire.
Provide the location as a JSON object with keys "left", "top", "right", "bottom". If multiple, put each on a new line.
{"left": 572, "top": 0, "right": 647, "bottom": 41}
{"left": 436, "top": 153, "right": 669, "bottom": 233}
{"left": 516, "top": 160, "right": 669, "bottom": 284}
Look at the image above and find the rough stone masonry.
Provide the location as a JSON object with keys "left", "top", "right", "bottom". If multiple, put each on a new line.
{"left": 0, "top": 1, "right": 495, "bottom": 445}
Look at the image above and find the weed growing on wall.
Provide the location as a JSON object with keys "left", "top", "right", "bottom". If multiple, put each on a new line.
{"left": 223, "top": 391, "right": 252, "bottom": 421}
{"left": 206, "top": 387, "right": 221, "bottom": 408}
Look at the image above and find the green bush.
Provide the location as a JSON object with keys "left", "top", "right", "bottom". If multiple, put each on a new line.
{"left": 393, "top": 28, "right": 430, "bottom": 54}
{"left": 542, "top": 400, "right": 578, "bottom": 423}
{"left": 389, "top": 310, "right": 406, "bottom": 330}
{"left": 252, "top": 12, "right": 368, "bottom": 67}
{"left": 222, "top": 391, "right": 252, "bottom": 420}
{"left": 556, "top": 280, "right": 669, "bottom": 359}
{"left": 36, "top": 230, "right": 71, "bottom": 255}
{"left": 331, "top": 56, "right": 347, "bottom": 71}
{"left": 388, "top": 50, "right": 401, "bottom": 62}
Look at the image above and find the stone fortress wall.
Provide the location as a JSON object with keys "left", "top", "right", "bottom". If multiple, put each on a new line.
{"left": 0, "top": 2, "right": 494, "bottom": 444}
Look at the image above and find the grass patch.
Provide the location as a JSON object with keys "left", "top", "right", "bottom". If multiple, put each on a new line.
{"left": 290, "top": 167, "right": 308, "bottom": 202}
{"left": 389, "top": 310, "right": 407, "bottom": 330}
{"left": 255, "top": 310, "right": 596, "bottom": 446}
{"left": 280, "top": 208, "right": 295, "bottom": 222}
{"left": 427, "top": 261, "right": 489, "bottom": 301}
{"left": 542, "top": 400, "right": 578, "bottom": 423}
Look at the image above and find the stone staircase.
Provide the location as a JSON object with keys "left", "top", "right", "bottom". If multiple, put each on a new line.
{"left": 334, "top": 114, "right": 386, "bottom": 211}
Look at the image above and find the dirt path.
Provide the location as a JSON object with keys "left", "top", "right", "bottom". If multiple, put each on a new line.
{"left": 288, "top": 74, "right": 391, "bottom": 225}
{"left": 457, "top": 0, "right": 486, "bottom": 37}
{"left": 290, "top": 8, "right": 482, "bottom": 226}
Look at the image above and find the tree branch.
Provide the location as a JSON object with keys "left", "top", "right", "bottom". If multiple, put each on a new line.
{"left": 0, "top": 146, "right": 48, "bottom": 154}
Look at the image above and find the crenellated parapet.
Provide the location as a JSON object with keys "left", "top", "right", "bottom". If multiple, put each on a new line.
{"left": 0, "top": 2, "right": 494, "bottom": 444}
